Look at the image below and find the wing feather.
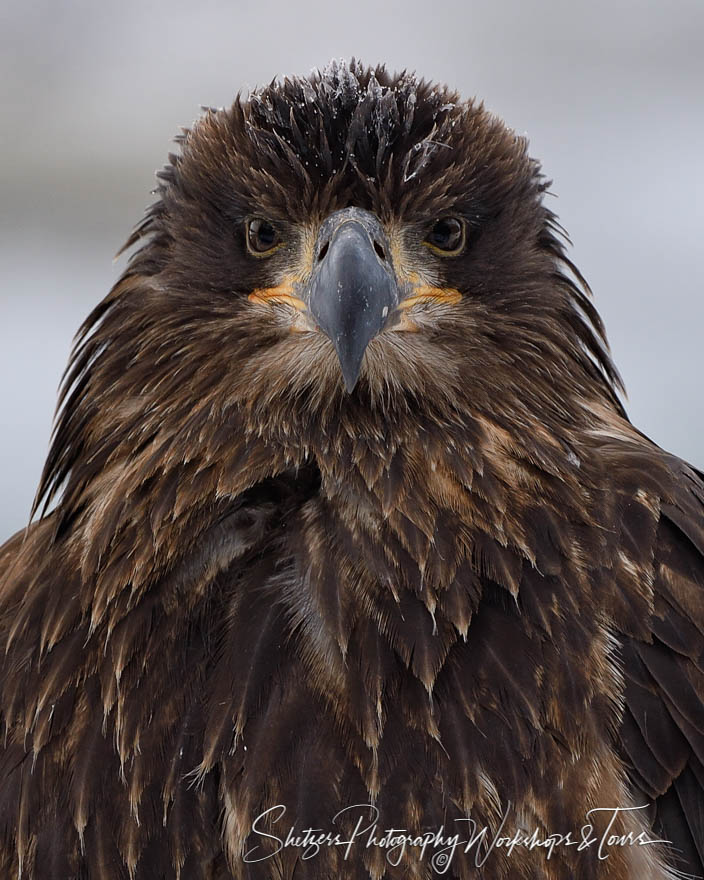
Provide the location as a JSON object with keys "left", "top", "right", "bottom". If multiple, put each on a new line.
{"left": 619, "top": 457, "right": 704, "bottom": 876}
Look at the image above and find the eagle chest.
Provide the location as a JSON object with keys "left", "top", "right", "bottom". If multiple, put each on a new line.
{"left": 185, "top": 459, "right": 648, "bottom": 878}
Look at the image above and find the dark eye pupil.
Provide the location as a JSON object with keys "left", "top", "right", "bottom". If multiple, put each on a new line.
{"left": 428, "top": 218, "right": 463, "bottom": 252}
{"left": 247, "top": 218, "right": 278, "bottom": 253}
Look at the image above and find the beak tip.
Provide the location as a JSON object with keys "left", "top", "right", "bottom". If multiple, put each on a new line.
{"left": 341, "top": 359, "right": 362, "bottom": 394}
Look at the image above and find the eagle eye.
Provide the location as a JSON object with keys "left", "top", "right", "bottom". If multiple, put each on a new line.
{"left": 424, "top": 217, "right": 466, "bottom": 256}
{"left": 246, "top": 217, "right": 281, "bottom": 256}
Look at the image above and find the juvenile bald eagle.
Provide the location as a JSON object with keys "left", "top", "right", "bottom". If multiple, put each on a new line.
{"left": 0, "top": 60, "right": 702, "bottom": 880}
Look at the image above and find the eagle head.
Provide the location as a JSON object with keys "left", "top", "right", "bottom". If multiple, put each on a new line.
{"left": 134, "top": 60, "right": 621, "bottom": 410}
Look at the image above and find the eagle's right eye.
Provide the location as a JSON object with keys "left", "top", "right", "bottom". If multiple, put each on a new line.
{"left": 423, "top": 217, "right": 466, "bottom": 256}
{"left": 246, "top": 218, "right": 281, "bottom": 256}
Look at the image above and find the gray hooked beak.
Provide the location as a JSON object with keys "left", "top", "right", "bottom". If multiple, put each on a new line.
{"left": 308, "top": 208, "right": 399, "bottom": 392}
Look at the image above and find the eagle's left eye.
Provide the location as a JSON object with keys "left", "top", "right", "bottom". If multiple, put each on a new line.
{"left": 246, "top": 218, "right": 281, "bottom": 256}
{"left": 424, "top": 217, "right": 466, "bottom": 256}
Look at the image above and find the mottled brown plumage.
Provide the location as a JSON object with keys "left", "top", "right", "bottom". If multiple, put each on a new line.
{"left": 1, "top": 60, "right": 703, "bottom": 879}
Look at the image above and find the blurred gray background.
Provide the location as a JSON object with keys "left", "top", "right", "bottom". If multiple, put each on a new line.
{"left": 1, "top": 0, "right": 702, "bottom": 541}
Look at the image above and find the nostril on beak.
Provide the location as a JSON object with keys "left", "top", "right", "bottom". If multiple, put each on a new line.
{"left": 318, "top": 226, "right": 386, "bottom": 265}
